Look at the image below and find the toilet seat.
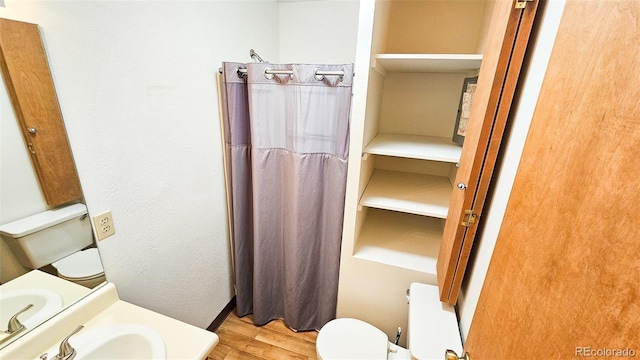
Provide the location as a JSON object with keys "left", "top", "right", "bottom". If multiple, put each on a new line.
{"left": 52, "top": 248, "right": 104, "bottom": 280}
{"left": 316, "top": 318, "right": 388, "bottom": 360}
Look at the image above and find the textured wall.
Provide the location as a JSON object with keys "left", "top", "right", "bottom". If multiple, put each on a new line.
{"left": 278, "top": 0, "right": 359, "bottom": 64}
{"left": 0, "top": 0, "right": 279, "bottom": 327}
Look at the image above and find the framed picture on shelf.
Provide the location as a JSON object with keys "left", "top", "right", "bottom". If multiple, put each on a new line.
{"left": 452, "top": 76, "right": 478, "bottom": 146}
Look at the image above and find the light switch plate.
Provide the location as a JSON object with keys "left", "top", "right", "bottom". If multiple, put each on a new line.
{"left": 93, "top": 210, "right": 116, "bottom": 241}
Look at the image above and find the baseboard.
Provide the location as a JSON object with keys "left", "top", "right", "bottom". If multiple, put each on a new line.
{"left": 207, "top": 296, "right": 236, "bottom": 332}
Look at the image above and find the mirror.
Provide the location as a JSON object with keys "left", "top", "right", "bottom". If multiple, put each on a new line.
{"left": 0, "top": 17, "right": 105, "bottom": 348}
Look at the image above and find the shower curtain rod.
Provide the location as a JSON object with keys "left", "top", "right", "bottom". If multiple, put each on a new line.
{"left": 217, "top": 67, "right": 348, "bottom": 78}
{"left": 236, "top": 68, "right": 345, "bottom": 77}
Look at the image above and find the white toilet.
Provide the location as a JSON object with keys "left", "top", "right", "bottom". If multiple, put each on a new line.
{"left": 0, "top": 203, "right": 106, "bottom": 288}
{"left": 316, "top": 282, "right": 463, "bottom": 360}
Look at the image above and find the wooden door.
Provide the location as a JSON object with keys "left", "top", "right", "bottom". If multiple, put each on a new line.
{"left": 437, "top": 0, "right": 539, "bottom": 304}
{"left": 465, "top": 1, "right": 640, "bottom": 358}
{"left": 0, "top": 18, "right": 82, "bottom": 207}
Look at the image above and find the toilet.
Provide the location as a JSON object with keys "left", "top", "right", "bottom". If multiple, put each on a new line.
{"left": 51, "top": 248, "right": 105, "bottom": 288}
{"left": 0, "top": 203, "right": 106, "bottom": 288}
{"left": 316, "top": 282, "right": 463, "bottom": 360}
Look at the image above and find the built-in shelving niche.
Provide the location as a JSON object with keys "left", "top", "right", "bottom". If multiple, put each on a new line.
{"left": 353, "top": 54, "right": 480, "bottom": 274}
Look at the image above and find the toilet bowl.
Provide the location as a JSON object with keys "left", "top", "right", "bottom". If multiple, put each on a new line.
{"left": 316, "top": 283, "right": 462, "bottom": 360}
{"left": 0, "top": 203, "right": 105, "bottom": 288}
{"left": 316, "top": 318, "right": 410, "bottom": 360}
{"left": 51, "top": 248, "right": 105, "bottom": 288}
{"left": 316, "top": 318, "right": 388, "bottom": 360}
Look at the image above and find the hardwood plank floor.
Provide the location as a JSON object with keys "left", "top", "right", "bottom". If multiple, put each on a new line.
{"left": 208, "top": 311, "right": 318, "bottom": 360}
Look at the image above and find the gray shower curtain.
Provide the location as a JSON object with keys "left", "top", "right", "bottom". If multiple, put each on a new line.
{"left": 220, "top": 62, "right": 353, "bottom": 331}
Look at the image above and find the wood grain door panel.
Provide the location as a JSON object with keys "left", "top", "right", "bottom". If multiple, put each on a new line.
{"left": 466, "top": 1, "right": 640, "bottom": 357}
{"left": 437, "top": 0, "right": 539, "bottom": 304}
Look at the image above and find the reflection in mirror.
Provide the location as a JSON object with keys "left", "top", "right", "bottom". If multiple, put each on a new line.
{"left": 0, "top": 18, "right": 105, "bottom": 348}
{"left": 0, "top": 271, "right": 93, "bottom": 346}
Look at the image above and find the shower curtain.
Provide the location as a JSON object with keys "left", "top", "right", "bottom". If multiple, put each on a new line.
{"left": 220, "top": 62, "right": 353, "bottom": 331}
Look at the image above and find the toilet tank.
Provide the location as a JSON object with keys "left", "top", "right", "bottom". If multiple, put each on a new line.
{"left": 408, "top": 282, "right": 463, "bottom": 360}
{"left": 0, "top": 203, "right": 93, "bottom": 269}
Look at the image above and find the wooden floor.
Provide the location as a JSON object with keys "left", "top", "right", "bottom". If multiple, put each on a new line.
{"left": 208, "top": 311, "right": 318, "bottom": 360}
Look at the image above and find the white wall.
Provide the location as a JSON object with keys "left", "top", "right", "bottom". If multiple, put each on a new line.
{"left": 456, "top": 0, "right": 567, "bottom": 340}
{"left": 278, "top": 0, "right": 359, "bottom": 64}
{"left": 0, "top": 0, "right": 279, "bottom": 327}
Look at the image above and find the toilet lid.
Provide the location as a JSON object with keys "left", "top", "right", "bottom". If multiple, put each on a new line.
{"left": 52, "top": 248, "right": 104, "bottom": 279}
{"left": 316, "top": 318, "right": 388, "bottom": 360}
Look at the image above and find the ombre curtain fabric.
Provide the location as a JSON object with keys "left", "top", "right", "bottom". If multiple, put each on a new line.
{"left": 220, "top": 62, "right": 353, "bottom": 331}
{"left": 220, "top": 62, "right": 254, "bottom": 322}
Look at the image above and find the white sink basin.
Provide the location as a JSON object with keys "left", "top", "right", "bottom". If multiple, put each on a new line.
{"left": 0, "top": 288, "right": 63, "bottom": 330}
{"left": 41, "top": 324, "right": 166, "bottom": 360}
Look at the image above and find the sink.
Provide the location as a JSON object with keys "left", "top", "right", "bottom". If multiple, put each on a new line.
{"left": 0, "top": 284, "right": 215, "bottom": 360}
{"left": 40, "top": 324, "right": 166, "bottom": 360}
{"left": 0, "top": 288, "right": 63, "bottom": 330}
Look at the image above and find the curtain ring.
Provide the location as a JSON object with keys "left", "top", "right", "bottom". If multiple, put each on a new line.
{"left": 264, "top": 67, "right": 293, "bottom": 80}
{"left": 264, "top": 67, "right": 275, "bottom": 80}
{"left": 236, "top": 67, "right": 246, "bottom": 78}
{"left": 314, "top": 68, "right": 345, "bottom": 82}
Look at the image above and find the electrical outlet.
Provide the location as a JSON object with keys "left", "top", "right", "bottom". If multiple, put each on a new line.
{"left": 93, "top": 210, "right": 116, "bottom": 241}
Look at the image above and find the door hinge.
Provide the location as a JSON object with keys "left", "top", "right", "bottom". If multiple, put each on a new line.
{"left": 461, "top": 210, "right": 477, "bottom": 227}
{"left": 446, "top": 349, "right": 470, "bottom": 360}
{"left": 515, "top": 0, "right": 533, "bottom": 9}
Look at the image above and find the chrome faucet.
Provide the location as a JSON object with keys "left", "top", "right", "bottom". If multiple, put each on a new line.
{"left": 40, "top": 325, "right": 84, "bottom": 360}
{"left": 3, "top": 304, "right": 33, "bottom": 334}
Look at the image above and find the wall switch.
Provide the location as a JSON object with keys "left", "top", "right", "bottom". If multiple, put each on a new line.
{"left": 93, "top": 210, "right": 116, "bottom": 241}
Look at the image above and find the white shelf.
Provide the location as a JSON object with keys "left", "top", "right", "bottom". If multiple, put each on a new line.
{"left": 364, "top": 133, "right": 462, "bottom": 163}
{"left": 373, "top": 53, "right": 482, "bottom": 73}
{"left": 360, "top": 170, "right": 452, "bottom": 218}
{"left": 354, "top": 208, "right": 443, "bottom": 274}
